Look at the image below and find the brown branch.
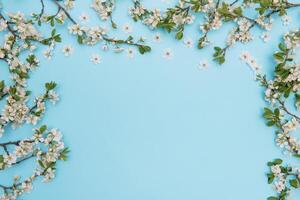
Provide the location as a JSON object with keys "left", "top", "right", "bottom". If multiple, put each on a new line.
{"left": 0, "top": 13, "right": 18, "bottom": 39}
{"left": 13, "top": 154, "right": 35, "bottom": 166}
{"left": 52, "top": 0, "right": 77, "bottom": 24}
{"left": 278, "top": 100, "right": 300, "bottom": 121}
{"left": 39, "top": 0, "right": 45, "bottom": 20}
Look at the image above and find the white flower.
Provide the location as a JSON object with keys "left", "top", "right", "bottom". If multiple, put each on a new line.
{"left": 90, "top": 54, "right": 101, "bottom": 64}
{"left": 51, "top": 129, "right": 62, "bottom": 142}
{"left": 101, "top": 45, "right": 109, "bottom": 51}
{"left": 48, "top": 90, "right": 59, "bottom": 104}
{"left": 248, "top": 58, "right": 261, "bottom": 73}
{"left": 43, "top": 49, "right": 52, "bottom": 60}
{"left": 62, "top": 45, "right": 74, "bottom": 56}
{"left": 238, "top": 18, "right": 251, "bottom": 32}
{"left": 126, "top": 48, "right": 134, "bottom": 58}
{"left": 198, "top": 60, "right": 209, "bottom": 70}
{"left": 3, "top": 154, "right": 17, "bottom": 165}
{"left": 153, "top": 33, "right": 162, "bottom": 42}
{"left": 163, "top": 48, "right": 173, "bottom": 60}
{"left": 43, "top": 168, "right": 55, "bottom": 182}
{"left": 64, "top": 0, "right": 74, "bottom": 9}
{"left": 261, "top": 32, "right": 270, "bottom": 43}
{"left": 122, "top": 23, "right": 133, "bottom": 33}
{"left": 281, "top": 15, "right": 291, "bottom": 26}
{"left": 271, "top": 165, "right": 281, "bottom": 175}
{"left": 240, "top": 51, "right": 251, "bottom": 62}
{"left": 91, "top": 0, "right": 115, "bottom": 21}
{"left": 26, "top": 114, "right": 39, "bottom": 125}
{"left": 79, "top": 13, "right": 89, "bottom": 23}
{"left": 143, "top": 9, "right": 161, "bottom": 28}
{"left": 184, "top": 38, "right": 193, "bottom": 48}
{"left": 68, "top": 24, "right": 83, "bottom": 35}
{"left": 114, "top": 47, "right": 124, "bottom": 53}
{"left": 21, "top": 181, "right": 33, "bottom": 193}
{"left": 210, "top": 13, "right": 222, "bottom": 30}
{"left": 0, "top": 19, "right": 7, "bottom": 31}
{"left": 140, "top": 36, "right": 147, "bottom": 42}
{"left": 274, "top": 181, "right": 285, "bottom": 193}
{"left": 240, "top": 51, "right": 261, "bottom": 74}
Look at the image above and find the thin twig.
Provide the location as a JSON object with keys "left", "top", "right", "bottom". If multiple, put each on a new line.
{"left": 278, "top": 100, "right": 300, "bottom": 121}
{"left": 39, "top": 0, "right": 45, "bottom": 20}
{"left": 52, "top": 0, "right": 77, "bottom": 24}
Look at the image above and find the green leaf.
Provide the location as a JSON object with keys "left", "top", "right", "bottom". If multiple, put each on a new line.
{"left": 38, "top": 160, "right": 45, "bottom": 168}
{"left": 50, "top": 18, "right": 55, "bottom": 26}
{"left": 213, "top": 46, "right": 226, "bottom": 65}
{"left": 111, "top": 20, "right": 117, "bottom": 29}
{"left": 267, "top": 173, "right": 275, "bottom": 184}
{"left": 45, "top": 81, "right": 57, "bottom": 91}
{"left": 55, "top": 18, "right": 63, "bottom": 24}
{"left": 295, "top": 94, "right": 300, "bottom": 108}
{"left": 274, "top": 108, "right": 280, "bottom": 117}
{"left": 0, "top": 80, "right": 4, "bottom": 91}
{"left": 290, "top": 179, "right": 299, "bottom": 188}
{"left": 59, "top": 148, "right": 71, "bottom": 161}
{"left": 294, "top": 154, "right": 300, "bottom": 158}
{"left": 51, "top": 29, "right": 56, "bottom": 37}
{"left": 273, "top": 159, "right": 283, "bottom": 165}
{"left": 267, "top": 197, "right": 279, "bottom": 200}
{"left": 263, "top": 107, "right": 273, "bottom": 119}
{"left": 54, "top": 34, "right": 61, "bottom": 43}
{"left": 175, "top": 31, "right": 183, "bottom": 40}
{"left": 279, "top": 8, "right": 286, "bottom": 16}
{"left": 39, "top": 125, "right": 47, "bottom": 133}
{"left": 138, "top": 45, "right": 151, "bottom": 54}
{"left": 127, "top": 35, "right": 133, "bottom": 41}
{"left": 77, "top": 35, "right": 83, "bottom": 44}
{"left": 233, "top": 7, "right": 243, "bottom": 16}
{"left": 266, "top": 120, "right": 276, "bottom": 126}
{"left": 274, "top": 52, "right": 285, "bottom": 62}
{"left": 278, "top": 43, "right": 287, "bottom": 52}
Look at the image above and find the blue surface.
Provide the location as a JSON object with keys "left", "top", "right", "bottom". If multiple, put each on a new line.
{"left": 1, "top": 0, "right": 300, "bottom": 199}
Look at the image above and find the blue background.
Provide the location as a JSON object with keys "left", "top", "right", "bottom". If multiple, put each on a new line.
{"left": 1, "top": 0, "right": 300, "bottom": 199}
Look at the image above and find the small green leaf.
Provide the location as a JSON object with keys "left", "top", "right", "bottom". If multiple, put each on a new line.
{"left": 290, "top": 179, "right": 299, "bottom": 188}
{"left": 267, "top": 173, "right": 275, "bottom": 184}
{"left": 51, "top": 29, "right": 56, "bottom": 37}
{"left": 111, "top": 20, "right": 117, "bottom": 29}
{"left": 273, "top": 159, "right": 282, "bottom": 165}
{"left": 45, "top": 81, "right": 57, "bottom": 91}
{"left": 138, "top": 45, "right": 151, "bottom": 54}
{"left": 38, "top": 160, "right": 45, "bottom": 168}
{"left": 77, "top": 35, "right": 83, "bottom": 44}
{"left": 267, "top": 197, "right": 279, "bottom": 200}
{"left": 175, "top": 31, "right": 183, "bottom": 40}
{"left": 39, "top": 125, "right": 47, "bottom": 133}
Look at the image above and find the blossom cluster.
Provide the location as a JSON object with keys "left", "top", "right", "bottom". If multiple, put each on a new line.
{"left": 267, "top": 159, "right": 300, "bottom": 199}
{"left": 125, "top": 0, "right": 299, "bottom": 64}
{"left": 0, "top": 11, "right": 61, "bottom": 137}
{"left": 0, "top": 2, "right": 70, "bottom": 200}
{"left": 254, "top": 30, "right": 300, "bottom": 199}
{"left": 0, "top": 0, "right": 152, "bottom": 198}
{"left": 32, "top": 0, "right": 151, "bottom": 62}
{"left": 0, "top": 126, "right": 69, "bottom": 200}
{"left": 0, "top": 0, "right": 299, "bottom": 199}
{"left": 91, "top": 0, "right": 115, "bottom": 22}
